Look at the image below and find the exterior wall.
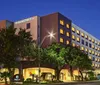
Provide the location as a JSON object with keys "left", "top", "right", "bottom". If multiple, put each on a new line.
{"left": 72, "top": 23, "right": 100, "bottom": 69}
{"left": 40, "top": 13, "right": 59, "bottom": 48}
{"left": 40, "top": 12, "right": 72, "bottom": 47}
{"left": 0, "top": 20, "right": 13, "bottom": 29}
{"left": 0, "top": 20, "right": 6, "bottom": 29}
{"left": 14, "top": 16, "right": 40, "bottom": 43}
{"left": 58, "top": 13, "right": 72, "bottom": 45}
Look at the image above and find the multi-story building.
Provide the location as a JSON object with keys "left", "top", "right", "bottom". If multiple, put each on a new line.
{"left": 0, "top": 20, "right": 13, "bottom": 29}
{"left": 0, "top": 12, "right": 100, "bottom": 81}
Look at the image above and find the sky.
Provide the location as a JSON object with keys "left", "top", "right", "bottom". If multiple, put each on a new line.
{"left": 0, "top": 0, "right": 100, "bottom": 39}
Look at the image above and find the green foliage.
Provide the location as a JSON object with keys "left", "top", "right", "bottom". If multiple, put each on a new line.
{"left": 0, "top": 26, "right": 33, "bottom": 84}
{"left": 0, "top": 71, "right": 10, "bottom": 78}
{"left": 88, "top": 71, "right": 97, "bottom": 80}
{"left": 43, "top": 43, "right": 66, "bottom": 80}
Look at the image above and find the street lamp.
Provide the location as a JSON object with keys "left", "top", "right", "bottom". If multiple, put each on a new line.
{"left": 38, "top": 31, "right": 55, "bottom": 83}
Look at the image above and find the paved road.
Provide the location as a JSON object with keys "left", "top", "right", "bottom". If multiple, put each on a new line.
{"left": 61, "top": 82, "right": 100, "bottom": 85}
{"left": 48, "top": 82, "right": 100, "bottom": 85}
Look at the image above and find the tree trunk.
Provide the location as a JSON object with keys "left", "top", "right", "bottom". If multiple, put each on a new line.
{"left": 8, "top": 68, "right": 15, "bottom": 84}
{"left": 69, "top": 65, "right": 73, "bottom": 80}
{"left": 79, "top": 70, "right": 83, "bottom": 81}
{"left": 4, "top": 76, "right": 8, "bottom": 85}
{"left": 55, "top": 69, "right": 61, "bottom": 81}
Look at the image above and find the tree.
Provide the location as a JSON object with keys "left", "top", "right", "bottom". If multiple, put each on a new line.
{"left": 0, "top": 26, "right": 33, "bottom": 84}
{"left": 0, "top": 72, "right": 10, "bottom": 85}
{"left": 72, "top": 50, "right": 92, "bottom": 81}
{"left": 64, "top": 45, "right": 79, "bottom": 80}
{"left": 44, "top": 43, "right": 66, "bottom": 81}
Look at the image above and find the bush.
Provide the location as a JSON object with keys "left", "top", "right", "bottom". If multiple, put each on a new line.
{"left": 88, "top": 71, "right": 98, "bottom": 80}
{"left": 24, "top": 78, "right": 33, "bottom": 83}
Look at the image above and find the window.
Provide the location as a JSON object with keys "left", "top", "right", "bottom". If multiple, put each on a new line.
{"left": 72, "top": 35, "right": 75, "bottom": 40}
{"left": 82, "top": 39, "right": 84, "bottom": 45}
{"left": 72, "top": 27, "right": 75, "bottom": 32}
{"left": 81, "top": 32, "right": 84, "bottom": 37}
{"left": 76, "top": 37, "right": 80, "bottom": 42}
{"left": 92, "top": 63, "right": 94, "bottom": 66}
{"left": 89, "top": 37, "right": 91, "bottom": 41}
{"left": 76, "top": 30, "right": 80, "bottom": 34}
{"left": 92, "top": 51, "right": 94, "bottom": 55}
{"left": 85, "top": 35, "right": 88, "bottom": 39}
{"left": 66, "top": 40, "right": 70, "bottom": 45}
{"left": 95, "top": 41, "right": 97, "bottom": 44}
{"left": 66, "top": 24, "right": 70, "bottom": 28}
{"left": 98, "top": 42, "right": 99, "bottom": 45}
{"left": 85, "top": 48, "right": 88, "bottom": 52}
{"left": 89, "top": 56, "right": 92, "bottom": 60}
{"left": 98, "top": 48, "right": 100, "bottom": 51}
{"left": 66, "top": 32, "right": 70, "bottom": 37}
{"left": 89, "top": 43, "right": 91, "bottom": 48}
{"left": 95, "top": 52, "right": 97, "bottom": 56}
{"left": 92, "top": 45, "right": 95, "bottom": 49}
{"left": 60, "top": 38, "right": 64, "bottom": 43}
{"left": 89, "top": 50, "right": 92, "bottom": 54}
{"left": 86, "top": 42, "right": 88, "bottom": 46}
{"left": 92, "top": 57, "right": 95, "bottom": 61}
{"left": 60, "top": 20, "right": 64, "bottom": 25}
{"left": 72, "top": 43, "right": 75, "bottom": 47}
{"left": 26, "top": 23, "right": 30, "bottom": 29}
{"left": 98, "top": 53, "right": 100, "bottom": 57}
{"left": 92, "top": 39, "right": 94, "bottom": 43}
{"left": 81, "top": 46, "right": 84, "bottom": 51}
{"left": 60, "top": 29, "right": 64, "bottom": 34}
{"left": 95, "top": 46, "right": 97, "bottom": 50}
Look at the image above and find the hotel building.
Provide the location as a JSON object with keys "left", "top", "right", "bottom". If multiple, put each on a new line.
{"left": 0, "top": 12, "right": 100, "bottom": 81}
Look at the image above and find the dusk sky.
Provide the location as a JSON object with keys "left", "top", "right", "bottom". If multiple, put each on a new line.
{"left": 0, "top": 0, "right": 100, "bottom": 39}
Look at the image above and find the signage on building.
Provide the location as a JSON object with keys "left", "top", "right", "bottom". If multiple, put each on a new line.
{"left": 15, "top": 17, "right": 34, "bottom": 24}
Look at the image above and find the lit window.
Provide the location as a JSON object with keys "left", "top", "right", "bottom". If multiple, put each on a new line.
{"left": 98, "top": 48, "right": 99, "bottom": 51}
{"left": 60, "top": 38, "right": 64, "bottom": 43}
{"left": 85, "top": 35, "right": 88, "bottom": 39}
{"left": 95, "top": 64, "right": 97, "bottom": 67}
{"left": 81, "top": 32, "right": 84, "bottom": 37}
{"left": 95, "top": 41, "right": 97, "bottom": 44}
{"left": 66, "top": 24, "right": 70, "bottom": 28}
{"left": 85, "top": 48, "right": 88, "bottom": 52}
{"left": 89, "top": 50, "right": 92, "bottom": 53}
{"left": 76, "top": 37, "right": 80, "bottom": 42}
{"left": 60, "top": 20, "right": 64, "bottom": 25}
{"left": 92, "top": 45, "right": 95, "bottom": 49}
{"left": 66, "top": 40, "right": 70, "bottom": 45}
{"left": 92, "top": 63, "right": 94, "bottom": 66}
{"left": 66, "top": 32, "right": 70, "bottom": 37}
{"left": 76, "top": 30, "right": 80, "bottom": 34}
{"left": 72, "top": 27, "right": 75, "bottom": 32}
{"left": 60, "top": 29, "right": 64, "bottom": 34}
{"left": 92, "top": 51, "right": 94, "bottom": 54}
{"left": 98, "top": 53, "right": 100, "bottom": 56}
{"left": 89, "top": 56, "right": 92, "bottom": 59}
{"left": 89, "top": 37, "right": 91, "bottom": 41}
{"left": 95, "top": 52, "right": 97, "bottom": 56}
{"left": 95, "top": 46, "right": 97, "bottom": 50}
{"left": 72, "top": 43, "right": 75, "bottom": 47}
{"left": 72, "top": 35, "right": 75, "bottom": 40}
{"left": 81, "top": 46, "right": 84, "bottom": 51}
{"left": 98, "top": 42, "right": 99, "bottom": 45}
{"left": 76, "top": 45, "right": 80, "bottom": 48}
{"left": 92, "top": 39, "right": 94, "bottom": 43}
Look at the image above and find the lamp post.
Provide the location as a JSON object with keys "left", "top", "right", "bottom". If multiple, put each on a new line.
{"left": 38, "top": 31, "right": 55, "bottom": 83}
